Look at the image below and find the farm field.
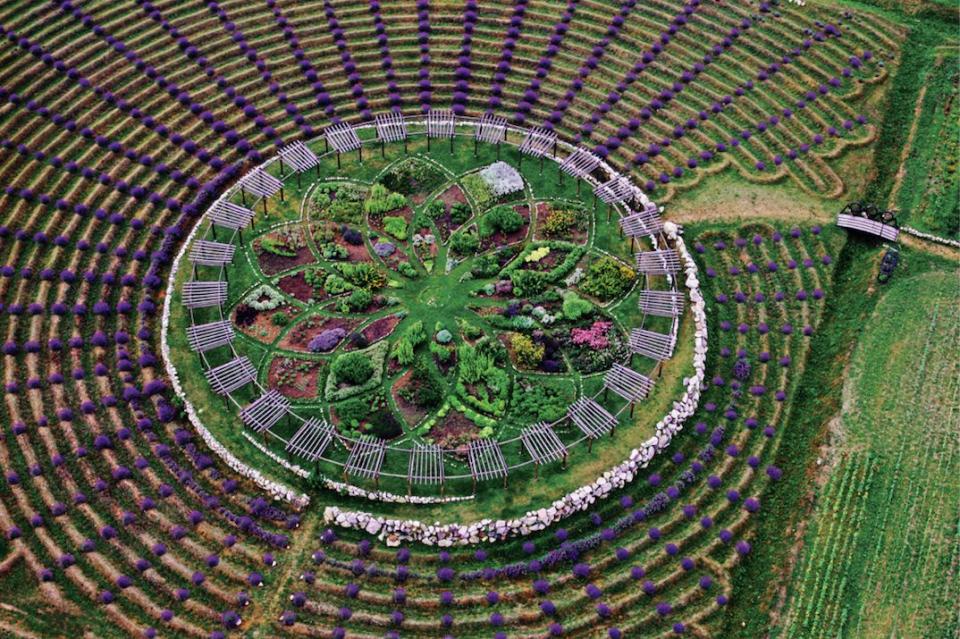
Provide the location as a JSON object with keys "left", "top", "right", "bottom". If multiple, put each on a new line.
{"left": 775, "top": 270, "right": 960, "bottom": 639}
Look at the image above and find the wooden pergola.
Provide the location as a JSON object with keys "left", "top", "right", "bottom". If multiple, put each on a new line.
{"left": 635, "top": 249, "right": 681, "bottom": 275}
{"left": 567, "top": 397, "right": 618, "bottom": 452}
{"left": 407, "top": 442, "right": 445, "bottom": 494}
{"left": 836, "top": 213, "right": 899, "bottom": 241}
{"left": 467, "top": 439, "right": 508, "bottom": 491}
{"left": 604, "top": 363, "right": 654, "bottom": 416}
{"left": 240, "top": 389, "right": 290, "bottom": 434}
{"left": 189, "top": 240, "right": 235, "bottom": 267}
{"left": 239, "top": 168, "right": 284, "bottom": 209}
{"left": 186, "top": 320, "right": 234, "bottom": 353}
{"left": 278, "top": 141, "right": 320, "bottom": 185}
{"left": 344, "top": 435, "right": 386, "bottom": 487}
{"left": 520, "top": 423, "right": 568, "bottom": 477}
{"left": 325, "top": 122, "right": 363, "bottom": 166}
{"left": 518, "top": 127, "right": 556, "bottom": 171}
{"left": 204, "top": 356, "right": 257, "bottom": 395}
{"left": 475, "top": 113, "right": 507, "bottom": 158}
{"left": 182, "top": 280, "right": 227, "bottom": 309}
{"left": 426, "top": 108, "right": 455, "bottom": 152}
{"left": 637, "top": 289, "right": 684, "bottom": 318}
{"left": 285, "top": 418, "right": 335, "bottom": 464}
{"left": 629, "top": 328, "right": 677, "bottom": 362}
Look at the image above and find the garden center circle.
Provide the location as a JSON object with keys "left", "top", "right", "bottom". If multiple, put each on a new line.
{"left": 165, "top": 120, "right": 694, "bottom": 506}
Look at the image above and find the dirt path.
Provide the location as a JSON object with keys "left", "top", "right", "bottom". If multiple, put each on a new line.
{"left": 246, "top": 514, "right": 322, "bottom": 629}
{"left": 899, "top": 231, "right": 960, "bottom": 260}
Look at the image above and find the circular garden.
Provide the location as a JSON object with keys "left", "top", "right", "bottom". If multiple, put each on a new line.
{"left": 168, "top": 130, "right": 693, "bottom": 505}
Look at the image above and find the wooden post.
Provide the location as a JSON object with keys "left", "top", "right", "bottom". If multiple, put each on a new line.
{"left": 240, "top": 189, "right": 247, "bottom": 207}
{"left": 262, "top": 198, "right": 268, "bottom": 215}
{"left": 381, "top": 140, "right": 385, "bottom": 158}
{"left": 279, "top": 187, "right": 284, "bottom": 203}
{"left": 336, "top": 152, "right": 341, "bottom": 169}
{"left": 358, "top": 146, "right": 363, "bottom": 163}
{"left": 279, "top": 157, "right": 284, "bottom": 176}
{"left": 474, "top": 137, "right": 478, "bottom": 157}
{"left": 427, "top": 135, "right": 431, "bottom": 152}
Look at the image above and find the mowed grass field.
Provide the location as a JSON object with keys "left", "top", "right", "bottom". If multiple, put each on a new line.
{"left": 775, "top": 270, "right": 960, "bottom": 638}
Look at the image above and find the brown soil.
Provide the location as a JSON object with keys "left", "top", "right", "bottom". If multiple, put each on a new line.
{"left": 369, "top": 205, "right": 413, "bottom": 237}
{"left": 236, "top": 305, "right": 297, "bottom": 343}
{"left": 534, "top": 201, "right": 589, "bottom": 244}
{"left": 278, "top": 315, "right": 361, "bottom": 352}
{"left": 257, "top": 246, "right": 316, "bottom": 276}
{"left": 520, "top": 246, "right": 566, "bottom": 271}
{"left": 480, "top": 204, "right": 530, "bottom": 250}
{"left": 336, "top": 236, "right": 373, "bottom": 262}
{"left": 277, "top": 271, "right": 316, "bottom": 303}
{"left": 426, "top": 411, "right": 481, "bottom": 454}
{"left": 392, "top": 370, "right": 429, "bottom": 426}
{"left": 268, "top": 357, "right": 323, "bottom": 400}
{"left": 436, "top": 185, "right": 469, "bottom": 240}
{"left": 361, "top": 314, "right": 403, "bottom": 343}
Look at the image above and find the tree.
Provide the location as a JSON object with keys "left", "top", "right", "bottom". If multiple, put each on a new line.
{"left": 332, "top": 352, "right": 374, "bottom": 386}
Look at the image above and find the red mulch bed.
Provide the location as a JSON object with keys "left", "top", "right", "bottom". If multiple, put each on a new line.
{"left": 435, "top": 185, "right": 469, "bottom": 240}
{"left": 235, "top": 305, "right": 297, "bottom": 343}
{"left": 392, "top": 370, "right": 429, "bottom": 426}
{"left": 368, "top": 206, "right": 413, "bottom": 237}
{"left": 278, "top": 315, "right": 361, "bottom": 352}
{"left": 268, "top": 357, "right": 323, "bottom": 400}
{"left": 425, "top": 411, "right": 481, "bottom": 455}
{"left": 480, "top": 204, "right": 530, "bottom": 251}
{"left": 362, "top": 314, "right": 402, "bottom": 343}
{"left": 277, "top": 271, "right": 317, "bottom": 303}
{"left": 257, "top": 246, "right": 316, "bottom": 276}
{"left": 534, "top": 202, "right": 589, "bottom": 244}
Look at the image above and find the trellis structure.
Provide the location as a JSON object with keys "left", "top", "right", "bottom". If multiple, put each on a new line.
{"left": 559, "top": 147, "right": 602, "bottom": 179}
{"left": 638, "top": 289, "right": 684, "bottom": 318}
{"left": 467, "top": 439, "right": 508, "bottom": 490}
{"left": 344, "top": 435, "right": 387, "bottom": 486}
{"left": 635, "top": 249, "right": 681, "bottom": 275}
{"left": 407, "top": 443, "right": 445, "bottom": 493}
{"left": 186, "top": 320, "right": 234, "bottom": 353}
{"left": 594, "top": 176, "right": 635, "bottom": 205}
{"left": 325, "top": 122, "right": 363, "bottom": 166}
{"left": 620, "top": 204, "right": 663, "bottom": 242}
{"left": 182, "top": 281, "right": 227, "bottom": 309}
{"left": 567, "top": 397, "right": 618, "bottom": 452}
{"left": 285, "top": 418, "right": 335, "bottom": 464}
{"left": 604, "top": 363, "right": 654, "bottom": 416}
{"left": 518, "top": 127, "right": 556, "bottom": 171}
{"left": 204, "top": 356, "right": 257, "bottom": 395}
{"left": 375, "top": 112, "right": 408, "bottom": 142}
{"left": 239, "top": 168, "right": 283, "bottom": 210}
{"left": 209, "top": 200, "right": 254, "bottom": 235}
{"left": 189, "top": 240, "right": 235, "bottom": 267}
{"left": 426, "top": 108, "right": 455, "bottom": 151}
{"left": 475, "top": 113, "right": 507, "bottom": 158}
{"left": 836, "top": 213, "right": 899, "bottom": 241}
{"left": 278, "top": 141, "right": 320, "bottom": 186}
{"left": 521, "top": 423, "right": 568, "bottom": 476}
{"left": 240, "top": 389, "right": 290, "bottom": 434}
{"left": 629, "top": 328, "right": 677, "bottom": 362}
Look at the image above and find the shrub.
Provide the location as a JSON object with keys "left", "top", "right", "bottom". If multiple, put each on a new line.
{"left": 234, "top": 304, "right": 257, "bottom": 327}
{"left": 450, "top": 230, "right": 480, "bottom": 255}
{"left": 336, "top": 398, "right": 369, "bottom": 428}
{"left": 511, "top": 333, "right": 544, "bottom": 368}
{"left": 244, "top": 285, "right": 284, "bottom": 311}
{"left": 340, "top": 288, "right": 372, "bottom": 312}
{"left": 381, "top": 158, "right": 445, "bottom": 195}
{"left": 271, "top": 312, "right": 290, "bottom": 327}
{"left": 478, "top": 162, "right": 524, "bottom": 197}
{"left": 383, "top": 216, "right": 408, "bottom": 240}
{"left": 458, "top": 344, "right": 493, "bottom": 384}
{"left": 397, "top": 262, "right": 417, "bottom": 278}
{"left": 525, "top": 246, "right": 551, "bottom": 263}
{"left": 309, "top": 328, "right": 347, "bottom": 352}
{"left": 392, "top": 337, "right": 415, "bottom": 366}
{"left": 321, "top": 243, "right": 349, "bottom": 260}
{"left": 480, "top": 205, "right": 524, "bottom": 237}
{"left": 435, "top": 329, "right": 453, "bottom": 344}
{"left": 580, "top": 256, "right": 636, "bottom": 301}
{"left": 338, "top": 262, "right": 387, "bottom": 289}
{"left": 400, "top": 357, "right": 444, "bottom": 408}
{"left": 365, "top": 412, "right": 403, "bottom": 439}
{"left": 364, "top": 183, "right": 407, "bottom": 215}
{"left": 509, "top": 270, "right": 548, "bottom": 296}
{"left": 342, "top": 228, "right": 364, "bottom": 245}
{"left": 332, "top": 352, "right": 374, "bottom": 386}
{"left": 450, "top": 202, "right": 472, "bottom": 224}
{"left": 470, "top": 253, "right": 501, "bottom": 278}
{"left": 543, "top": 208, "right": 580, "bottom": 237}
{"left": 430, "top": 342, "right": 453, "bottom": 363}
{"left": 323, "top": 273, "right": 353, "bottom": 295}
{"left": 462, "top": 173, "right": 494, "bottom": 209}
{"left": 562, "top": 292, "right": 593, "bottom": 320}
{"left": 313, "top": 183, "right": 366, "bottom": 222}
{"left": 426, "top": 199, "right": 446, "bottom": 219}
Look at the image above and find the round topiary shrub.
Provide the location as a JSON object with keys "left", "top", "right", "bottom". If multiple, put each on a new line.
{"left": 332, "top": 352, "right": 375, "bottom": 386}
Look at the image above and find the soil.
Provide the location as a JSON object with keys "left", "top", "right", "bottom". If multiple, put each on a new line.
{"left": 235, "top": 305, "right": 297, "bottom": 343}
{"left": 278, "top": 315, "right": 361, "bottom": 352}
{"left": 436, "top": 185, "right": 469, "bottom": 240}
{"left": 534, "top": 201, "right": 589, "bottom": 244}
{"left": 520, "top": 246, "right": 566, "bottom": 271}
{"left": 268, "top": 357, "right": 323, "bottom": 400}
{"left": 369, "top": 205, "right": 413, "bottom": 236}
{"left": 480, "top": 204, "right": 530, "bottom": 251}
{"left": 361, "top": 314, "right": 403, "bottom": 343}
{"left": 257, "top": 246, "right": 316, "bottom": 276}
{"left": 277, "top": 271, "right": 317, "bottom": 303}
{"left": 392, "top": 370, "right": 429, "bottom": 426}
{"left": 426, "top": 410, "right": 481, "bottom": 455}
{"left": 336, "top": 236, "right": 373, "bottom": 262}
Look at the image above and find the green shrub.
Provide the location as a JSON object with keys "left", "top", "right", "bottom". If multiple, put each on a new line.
{"left": 457, "top": 344, "right": 493, "bottom": 384}
{"left": 339, "top": 288, "right": 372, "bottom": 312}
{"left": 321, "top": 243, "right": 349, "bottom": 260}
{"left": 470, "top": 253, "right": 501, "bottom": 278}
{"left": 397, "top": 262, "right": 417, "bottom": 278}
{"left": 426, "top": 199, "right": 446, "bottom": 219}
{"left": 399, "top": 357, "right": 444, "bottom": 408}
{"left": 336, "top": 398, "right": 370, "bottom": 427}
{"left": 332, "top": 352, "right": 374, "bottom": 386}
{"left": 338, "top": 262, "right": 387, "bottom": 289}
{"left": 364, "top": 183, "right": 407, "bottom": 215}
{"left": 405, "top": 320, "right": 427, "bottom": 347}
{"left": 580, "top": 256, "right": 636, "bottom": 301}
{"left": 392, "top": 337, "right": 415, "bottom": 366}
{"left": 430, "top": 341, "right": 453, "bottom": 363}
{"left": 450, "top": 230, "right": 480, "bottom": 255}
{"left": 561, "top": 292, "right": 593, "bottom": 320}
{"left": 383, "top": 216, "right": 409, "bottom": 240}
{"left": 450, "top": 202, "right": 473, "bottom": 224}
{"left": 323, "top": 273, "right": 353, "bottom": 294}
{"left": 479, "top": 205, "right": 524, "bottom": 237}
{"left": 271, "top": 312, "right": 290, "bottom": 327}
{"left": 462, "top": 173, "right": 494, "bottom": 209}
{"left": 509, "top": 269, "right": 548, "bottom": 295}
{"left": 381, "top": 158, "right": 445, "bottom": 195}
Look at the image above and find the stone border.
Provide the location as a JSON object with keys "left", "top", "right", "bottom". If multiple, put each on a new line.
{"left": 322, "top": 222, "right": 707, "bottom": 545}
{"left": 902, "top": 226, "right": 960, "bottom": 249}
